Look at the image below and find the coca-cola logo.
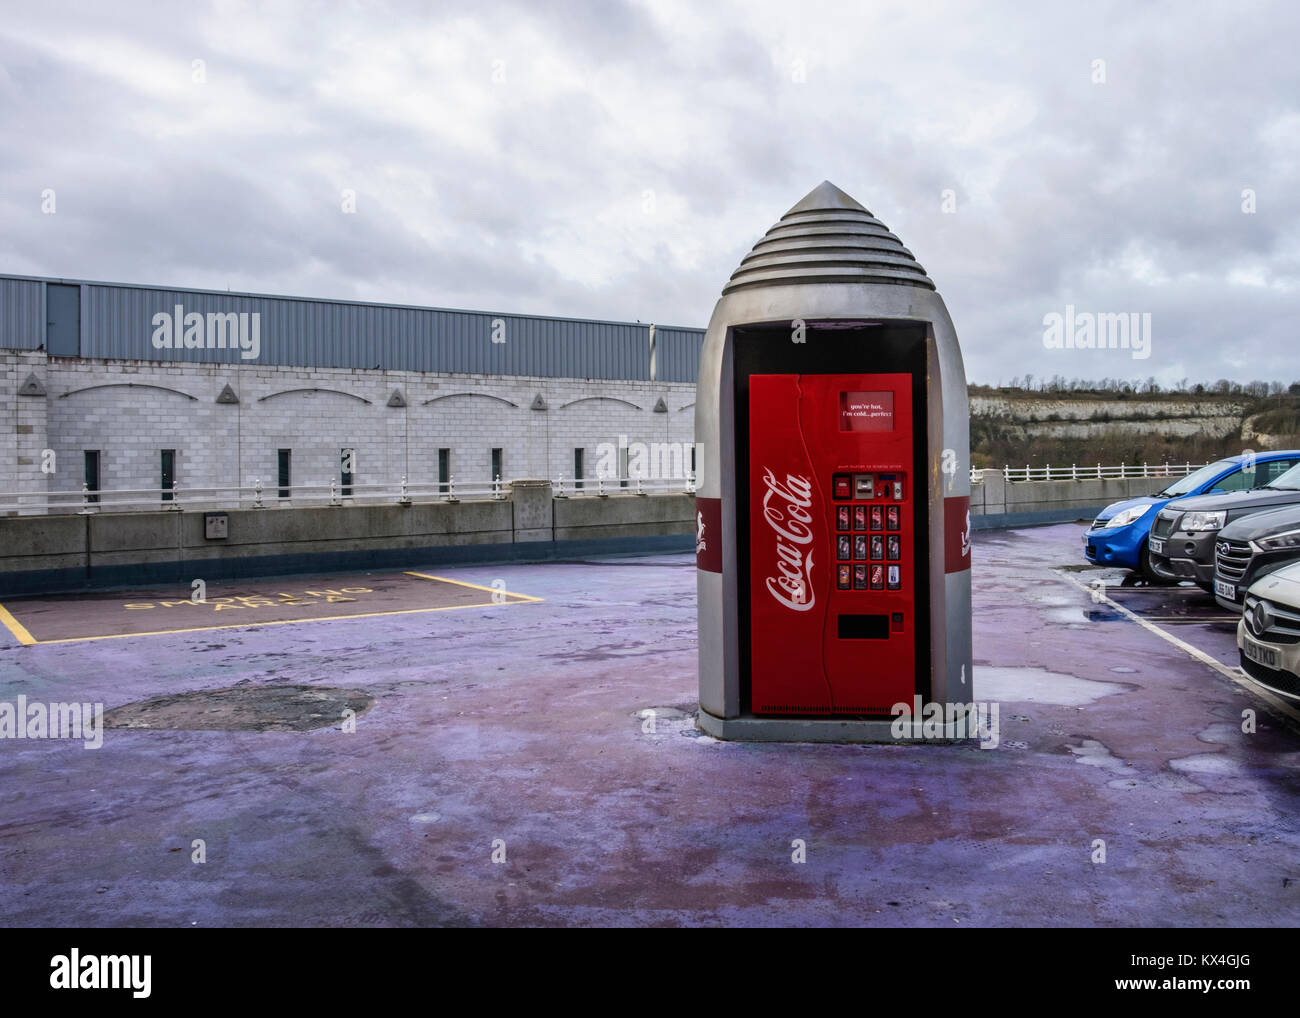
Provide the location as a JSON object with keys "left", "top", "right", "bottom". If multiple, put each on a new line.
{"left": 760, "top": 468, "right": 816, "bottom": 612}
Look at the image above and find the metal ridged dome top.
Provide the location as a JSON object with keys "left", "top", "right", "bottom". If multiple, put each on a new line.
{"left": 722, "top": 180, "right": 935, "bottom": 294}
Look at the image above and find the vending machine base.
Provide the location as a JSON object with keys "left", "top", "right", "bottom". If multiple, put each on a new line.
{"left": 695, "top": 707, "right": 976, "bottom": 744}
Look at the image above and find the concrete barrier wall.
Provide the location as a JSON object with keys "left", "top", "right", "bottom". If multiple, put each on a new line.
{"left": 1, "top": 474, "right": 1148, "bottom": 594}
{"left": 971, "top": 473, "right": 1161, "bottom": 528}
{"left": 0, "top": 483, "right": 696, "bottom": 594}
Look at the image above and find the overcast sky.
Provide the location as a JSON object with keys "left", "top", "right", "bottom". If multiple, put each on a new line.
{"left": 2, "top": 0, "right": 1298, "bottom": 386}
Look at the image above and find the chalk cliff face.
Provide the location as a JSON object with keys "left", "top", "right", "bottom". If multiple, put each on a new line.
{"left": 971, "top": 395, "right": 1249, "bottom": 441}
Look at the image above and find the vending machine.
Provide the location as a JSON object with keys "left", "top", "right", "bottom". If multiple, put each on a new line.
{"left": 693, "top": 180, "right": 972, "bottom": 741}
{"left": 747, "top": 374, "right": 916, "bottom": 715}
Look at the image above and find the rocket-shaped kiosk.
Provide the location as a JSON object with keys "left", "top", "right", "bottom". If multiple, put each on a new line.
{"left": 694, "top": 181, "right": 973, "bottom": 742}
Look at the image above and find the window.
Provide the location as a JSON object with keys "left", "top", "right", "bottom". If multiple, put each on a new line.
{"left": 438, "top": 448, "right": 450, "bottom": 494}
{"left": 1210, "top": 469, "right": 1253, "bottom": 493}
{"left": 1258, "top": 459, "right": 1300, "bottom": 486}
{"left": 161, "top": 449, "right": 175, "bottom": 502}
{"left": 277, "top": 449, "right": 291, "bottom": 499}
{"left": 574, "top": 448, "right": 584, "bottom": 490}
{"left": 83, "top": 450, "right": 100, "bottom": 504}
{"left": 340, "top": 448, "right": 355, "bottom": 497}
{"left": 618, "top": 445, "right": 629, "bottom": 488}
{"left": 491, "top": 447, "right": 503, "bottom": 482}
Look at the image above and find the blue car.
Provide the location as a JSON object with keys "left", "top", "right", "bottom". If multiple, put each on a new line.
{"left": 1084, "top": 451, "right": 1300, "bottom": 580}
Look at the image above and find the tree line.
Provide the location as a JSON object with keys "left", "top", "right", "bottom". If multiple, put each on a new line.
{"left": 971, "top": 376, "right": 1300, "bottom": 397}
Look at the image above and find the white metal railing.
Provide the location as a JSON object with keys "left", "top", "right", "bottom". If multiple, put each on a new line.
{"left": 969, "top": 462, "right": 1208, "bottom": 484}
{"left": 1, "top": 462, "right": 1204, "bottom": 510}
{"left": 0, "top": 474, "right": 698, "bottom": 515}
{"left": 552, "top": 474, "right": 696, "bottom": 497}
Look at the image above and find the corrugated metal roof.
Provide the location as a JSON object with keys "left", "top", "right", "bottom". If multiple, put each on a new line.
{"left": 654, "top": 326, "right": 706, "bottom": 383}
{"left": 0, "top": 273, "right": 707, "bottom": 381}
{"left": 0, "top": 277, "right": 43, "bottom": 350}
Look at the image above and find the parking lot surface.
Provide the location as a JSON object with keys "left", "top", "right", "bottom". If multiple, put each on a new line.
{"left": 0, "top": 571, "right": 538, "bottom": 644}
{"left": 2, "top": 525, "right": 1299, "bottom": 927}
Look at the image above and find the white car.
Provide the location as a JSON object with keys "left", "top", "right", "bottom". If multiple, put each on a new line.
{"left": 1238, "top": 560, "right": 1300, "bottom": 699}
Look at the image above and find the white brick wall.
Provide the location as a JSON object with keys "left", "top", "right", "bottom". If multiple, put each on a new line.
{"left": 7, "top": 352, "right": 700, "bottom": 501}
{"left": 1, "top": 352, "right": 52, "bottom": 504}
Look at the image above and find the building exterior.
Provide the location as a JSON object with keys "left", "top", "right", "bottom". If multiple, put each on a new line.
{"left": 0, "top": 274, "right": 704, "bottom": 508}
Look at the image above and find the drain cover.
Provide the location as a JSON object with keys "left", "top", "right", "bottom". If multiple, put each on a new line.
{"left": 102, "top": 684, "right": 374, "bottom": 732}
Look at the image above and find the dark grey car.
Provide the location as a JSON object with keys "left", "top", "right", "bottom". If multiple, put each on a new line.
{"left": 1213, "top": 503, "right": 1300, "bottom": 611}
{"left": 1148, "top": 459, "right": 1300, "bottom": 592}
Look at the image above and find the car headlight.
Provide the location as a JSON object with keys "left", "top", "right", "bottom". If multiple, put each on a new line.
{"left": 1181, "top": 510, "right": 1226, "bottom": 532}
{"left": 1105, "top": 505, "right": 1150, "bottom": 529}
{"left": 1253, "top": 529, "right": 1300, "bottom": 552}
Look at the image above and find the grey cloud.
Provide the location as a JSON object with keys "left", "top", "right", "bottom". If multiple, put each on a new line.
{"left": 1, "top": 0, "right": 1299, "bottom": 385}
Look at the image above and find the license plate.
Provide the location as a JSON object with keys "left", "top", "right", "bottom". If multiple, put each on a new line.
{"left": 1149, "top": 538, "right": 1164, "bottom": 555}
{"left": 1215, "top": 579, "right": 1236, "bottom": 600}
{"left": 1244, "top": 636, "right": 1280, "bottom": 671}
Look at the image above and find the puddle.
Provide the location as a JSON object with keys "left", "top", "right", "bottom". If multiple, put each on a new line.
{"left": 1045, "top": 606, "right": 1124, "bottom": 625}
{"left": 1169, "top": 753, "right": 1245, "bottom": 776}
{"left": 630, "top": 706, "right": 691, "bottom": 722}
{"left": 976, "top": 667, "right": 1124, "bottom": 706}
{"left": 1195, "top": 722, "right": 1242, "bottom": 746}
{"left": 1068, "top": 739, "right": 1203, "bottom": 791}
{"left": 1068, "top": 739, "right": 1129, "bottom": 773}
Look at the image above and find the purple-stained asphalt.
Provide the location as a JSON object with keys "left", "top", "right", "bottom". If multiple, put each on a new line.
{"left": 2, "top": 524, "right": 1299, "bottom": 927}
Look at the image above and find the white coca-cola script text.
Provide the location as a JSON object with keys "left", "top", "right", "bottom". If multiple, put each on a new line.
{"left": 760, "top": 468, "right": 816, "bottom": 611}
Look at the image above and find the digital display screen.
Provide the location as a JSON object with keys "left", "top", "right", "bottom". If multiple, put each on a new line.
{"left": 840, "top": 391, "right": 894, "bottom": 431}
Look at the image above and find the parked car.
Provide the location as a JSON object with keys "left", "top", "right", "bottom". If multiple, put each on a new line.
{"left": 1084, "top": 452, "right": 1300, "bottom": 581}
{"left": 1213, "top": 503, "right": 1300, "bottom": 611}
{"left": 1238, "top": 561, "right": 1300, "bottom": 700}
{"left": 1148, "top": 457, "right": 1300, "bottom": 592}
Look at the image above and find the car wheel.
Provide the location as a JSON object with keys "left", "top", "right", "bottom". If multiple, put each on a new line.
{"left": 1140, "top": 542, "right": 1174, "bottom": 585}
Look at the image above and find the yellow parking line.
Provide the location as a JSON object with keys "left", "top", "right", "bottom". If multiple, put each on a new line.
{"left": 0, "top": 595, "right": 541, "bottom": 647}
{"left": 1057, "top": 570, "right": 1300, "bottom": 727}
{"left": 404, "top": 571, "right": 544, "bottom": 602}
{"left": 0, "top": 603, "right": 37, "bottom": 646}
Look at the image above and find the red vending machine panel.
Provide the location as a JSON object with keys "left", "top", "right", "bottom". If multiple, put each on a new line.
{"left": 748, "top": 373, "right": 916, "bottom": 715}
